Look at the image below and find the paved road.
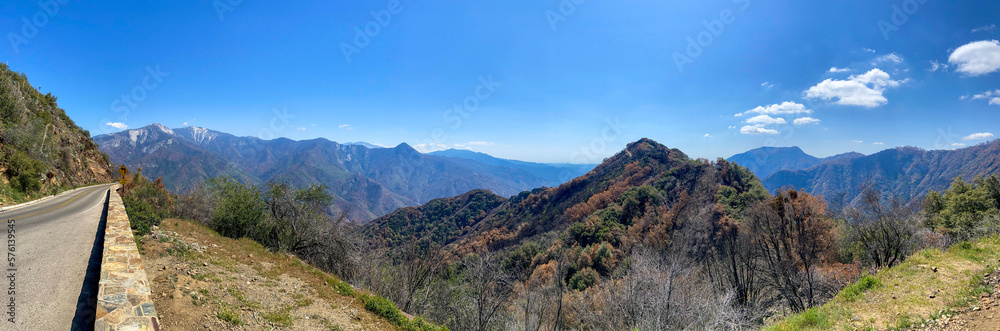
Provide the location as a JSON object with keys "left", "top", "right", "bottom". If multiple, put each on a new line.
{"left": 1, "top": 184, "right": 115, "bottom": 331}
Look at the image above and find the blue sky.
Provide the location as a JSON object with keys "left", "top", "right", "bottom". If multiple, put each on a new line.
{"left": 2, "top": 0, "right": 998, "bottom": 163}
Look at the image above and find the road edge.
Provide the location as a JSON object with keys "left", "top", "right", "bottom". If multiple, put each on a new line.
{"left": 94, "top": 185, "right": 160, "bottom": 330}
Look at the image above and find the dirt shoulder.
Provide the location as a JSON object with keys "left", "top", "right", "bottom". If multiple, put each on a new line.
{"left": 139, "top": 218, "right": 398, "bottom": 330}
{"left": 919, "top": 265, "right": 1000, "bottom": 330}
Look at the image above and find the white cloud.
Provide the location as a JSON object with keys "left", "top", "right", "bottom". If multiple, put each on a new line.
{"left": 761, "top": 82, "right": 773, "bottom": 89}
{"left": 874, "top": 53, "right": 904, "bottom": 64}
{"left": 338, "top": 124, "right": 353, "bottom": 130}
{"left": 740, "top": 124, "right": 779, "bottom": 135}
{"left": 745, "top": 114, "right": 786, "bottom": 125}
{"left": 973, "top": 24, "right": 997, "bottom": 33}
{"left": 297, "top": 127, "right": 307, "bottom": 131}
{"left": 738, "top": 101, "right": 812, "bottom": 116}
{"left": 703, "top": 133, "right": 712, "bottom": 138}
{"left": 829, "top": 67, "right": 851, "bottom": 73}
{"left": 412, "top": 143, "right": 449, "bottom": 153}
{"left": 929, "top": 60, "right": 949, "bottom": 72}
{"left": 963, "top": 132, "right": 995, "bottom": 140}
{"left": 466, "top": 141, "right": 494, "bottom": 146}
{"left": 851, "top": 140, "right": 864, "bottom": 144}
{"left": 105, "top": 122, "right": 128, "bottom": 130}
{"left": 803, "top": 68, "right": 903, "bottom": 107}
{"left": 952, "top": 143, "right": 966, "bottom": 147}
{"left": 960, "top": 95, "right": 970, "bottom": 100}
{"left": 948, "top": 40, "right": 1000, "bottom": 76}
{"left": 793, "top": 117, "right": 821, "bottom": 125}
{"left": 182, "top": 122, "right": 189, "bottom": 126}
{"left": 970, "top": 89, "right": 1000, "bottom": 106}
{"left": 863, "top": 47, "right": 876, "bottom": 53}
{"left": 872, "top": 142, "right": 885, "bottom": 145}
{"left": 727, "top": 125, "right": 737, "bottom": 129}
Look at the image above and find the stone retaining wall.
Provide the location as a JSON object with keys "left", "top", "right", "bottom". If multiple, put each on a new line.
{"left": 95, "top": 185, "right": 159, "bottom": 330}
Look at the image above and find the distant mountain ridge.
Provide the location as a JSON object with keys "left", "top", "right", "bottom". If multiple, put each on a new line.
{"left": 728, "top": 146, "right": 864, "bottom": 179}
{"left": 428, "top": 149, "right": 595, "bottom": 187}
{"left": 762, "top": 141, "right": 1000, "bottom": 205}
{"left": 95, "top": 124, "right": 560, "bottom": 222}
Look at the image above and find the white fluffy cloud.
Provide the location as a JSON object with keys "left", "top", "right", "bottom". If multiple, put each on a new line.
{"left": 740, "top": 124, "right": 779, "bottom": 135}
{"left": 338, "top": 124, "right": 353, "bottom": 130}
{"left": 761, "top": 82, "right": 773, "bottom": 89}
{"left": 963, "top": 132, "right": 995, "bottom": 140}
{"left": 803, "top": 68, "right": 903, "bottom": 108}
{"left": 703, "top": 133, "right": 712, "bottom": 138}
{"left": 948, "top": 40, "right": 1000, "bottom": 76}
{"left": 745, "top": 114, "right": 786, "bottom": 125}
{"left": 738, "top": 101, "right": 812, "bottom": 117}
{"left": 970, "top": 89, "right": 1000, "bottom": 106}
{"left": 105, "top": 122, "right": 128, "bottom": 130}
{"left": 872, "top": 142, "right": 885, "bottom": 145}
{"left": 829, "top": 67, "right": 851, "bottom": 73}
{"left": 793, "top": 117, "right": 820, "bottom": 125}
{"left": 952, "top": 143, "right": 966, "bottom": 147}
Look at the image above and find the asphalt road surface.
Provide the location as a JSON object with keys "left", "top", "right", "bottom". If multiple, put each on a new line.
{"left": 1, "top": 184, "right": 115, "bottom": 331}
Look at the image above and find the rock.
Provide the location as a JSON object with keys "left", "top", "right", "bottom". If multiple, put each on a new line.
{"left": 203, "top": 262, "right": 208, "bottom": 266}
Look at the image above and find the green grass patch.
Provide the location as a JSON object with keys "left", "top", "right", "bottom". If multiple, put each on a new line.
{"left": 262, "top": 310, "right": 293, "bottom": 327}
{"left": 839, "top": 274, "right": 882, "bottom": 302}
{"left": 216, "top": 305, "right": 243, "bottom": 326}
{"left": 766, "top": 235, "right": 1000, "bottom": 331}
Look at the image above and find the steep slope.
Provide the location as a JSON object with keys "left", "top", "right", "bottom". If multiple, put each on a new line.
{"left": 0, "top": 63, "right": 114, "bottom": 202}
{"left": 728, "top": 146, "right": 865, "bottom": 179}
{"left": 429, "top": 148, "right": 595, "bottom": 186}
{"left": 763, "top": 141, "right": 1000, "bottom": 204}
{"left": 368, "top": 138, "right": 769, "bottom": 260}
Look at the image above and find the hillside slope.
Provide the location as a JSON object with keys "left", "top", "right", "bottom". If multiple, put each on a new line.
{"left": 141, "top": 219, "right": 403, "bottom": 330}
{"left": 763, "top": 141, "right": 1000, "bottom": 204}
{"left": 368, "top": 137, "right": 768, "bottom": 260}
{"left": 766, "top": 235, "right": 1000, "bottom": 330}
{"left": 0, "top": 63, "right": 114, "bottom": 203}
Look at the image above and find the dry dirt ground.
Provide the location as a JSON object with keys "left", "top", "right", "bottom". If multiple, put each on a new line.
{"left": 139, "top": 219, "right": 398, "bottom": 330}
{"left": 919, "top": 266, "right": 1000, "bottom": 331}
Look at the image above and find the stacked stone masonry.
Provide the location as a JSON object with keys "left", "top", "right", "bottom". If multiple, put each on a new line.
{"left": 95, "top": 185, "right": 159, "bottom": 330}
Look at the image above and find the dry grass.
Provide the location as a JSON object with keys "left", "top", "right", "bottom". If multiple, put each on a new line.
{"left": 143, "top": 218, "right": 400, "bottom": 330}
{"left": 765, "top": 235, "right": 1000, "bottom": 331}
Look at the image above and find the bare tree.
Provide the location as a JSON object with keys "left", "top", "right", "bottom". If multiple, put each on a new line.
{"left": 461, "top": 250, "right": 514, "bottom": 331}
{"left": 745, "top": 189, "right": 836, "bottom": 312}
{"left": 842, "top": 186, "right": 919, "bottom": 269}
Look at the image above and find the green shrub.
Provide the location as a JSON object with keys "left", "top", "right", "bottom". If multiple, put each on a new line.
{"left": 3, "top": 149, "right": 44, "bottom": 194}
{"left": 208, "top": 177, "right": 268, "bottom": 240}
{"left": 122, "top": 196, "right": 167, "bottom": 236}
{"left": 838, "top": 274, "right": 881, "bottom": 301}
{"left": 568, "top": 267, "right": 599, "bottom": 291}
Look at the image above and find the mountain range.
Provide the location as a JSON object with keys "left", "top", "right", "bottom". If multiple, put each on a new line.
{"left": 763, "top": 141, "right": 1000, "bottom": 205}
{"left": 728, "top": 146, "right": 865, "bottom": 179}
{"left": 94, "top": 124, "right": 593, "bottom": 222}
